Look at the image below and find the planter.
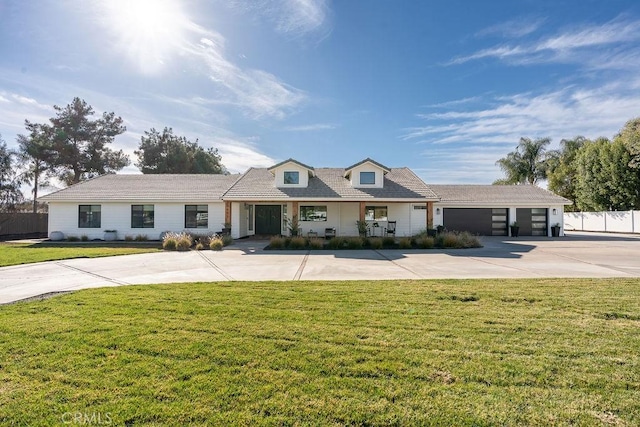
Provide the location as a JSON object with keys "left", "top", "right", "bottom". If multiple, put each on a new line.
{"left": 510, "top": 226, "right": 519, "bottom": 238}
{"left": 50, "top": 231, "right": 65, "bottom": 241}
{"left": 551, "top": 226, "right": 560, "bottom": 237}
{"left": 221, "top": 227, "right": 231, "bottom": 236}
{"left": 427, "top": 229, "right": 437, "bottom": 237}
{"left": 104, "top": 230, "right": 117, "bottom": 241}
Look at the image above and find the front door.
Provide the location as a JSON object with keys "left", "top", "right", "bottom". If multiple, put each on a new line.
{"left": 255, "top": 205, "right": 282, "bottom": 235}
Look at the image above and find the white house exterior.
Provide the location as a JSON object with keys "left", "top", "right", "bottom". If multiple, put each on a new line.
{"left": 40, "top": 158, "right": 571, "bottom": 240}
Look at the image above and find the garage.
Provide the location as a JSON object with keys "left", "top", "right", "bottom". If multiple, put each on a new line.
{"left": 443, "top": 208, "right": 508, "bottom": 236}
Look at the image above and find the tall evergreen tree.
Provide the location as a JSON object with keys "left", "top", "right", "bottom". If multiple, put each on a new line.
{"left": 0, "top": 135, "right": 23, "bottom": 212}
{"left": 494, "top": 137, "right": 550, "bottom": 185}
{"left": 546, "top": 136, "right": 587, "bottom": 212}
{"left": 17, "top": 121, "right": 56, "bottom": 212}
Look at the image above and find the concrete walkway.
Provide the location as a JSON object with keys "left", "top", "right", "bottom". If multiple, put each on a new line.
{"left": 2, "top": 231, "right": 640, "bottom": 304}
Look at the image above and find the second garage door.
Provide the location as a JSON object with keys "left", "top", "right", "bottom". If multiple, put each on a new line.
{"left": 443, "top": 208, "right": 508, "bottom": 236}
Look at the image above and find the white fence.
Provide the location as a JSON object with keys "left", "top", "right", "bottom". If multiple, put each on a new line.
{"left": 564, "top": 211, "right": 640, "bottom": 233}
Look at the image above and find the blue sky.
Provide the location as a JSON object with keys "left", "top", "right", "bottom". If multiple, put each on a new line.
{"left": 1, "top": 0, "right": 640, "bottom": 185}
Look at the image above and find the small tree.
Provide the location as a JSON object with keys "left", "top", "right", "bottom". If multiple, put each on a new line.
{"left": 135, "top": 127, "right": 226, "bottom": 174}
{"left": 546, "top": 136, "right": 587, "bottom": 212}
{"left": 495, "top": 137, "right": 550, "bottom": 185}
{"left": 0, "top": 135, "right": 23, "bottom": 212}
{"left": 17, "top": 121, "right": 56, "bottom": 212}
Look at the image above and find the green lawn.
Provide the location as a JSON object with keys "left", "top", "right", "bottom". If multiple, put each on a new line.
{"left": 0, "top": 242, "right": 162, "bottom": 267}
{"left": 1, "top": 279, "right": 639, "bottom": 426}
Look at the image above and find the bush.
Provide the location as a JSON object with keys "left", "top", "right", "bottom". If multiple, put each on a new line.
{"left": 399, "top": 237, "right": 412, "bottom": 249}
{"left": 269, "top": 236, "right": 286, "bottom": 249}
{"left": 176, "top": 233, "right": 193, "bottom": 251}
{"left": 67, "top": 236, "right": 80, "bottom": 242}
{"left": 368, "top": 237, "right": 383, "bottom": 249}
{"left": 135, "top": 234, "right": 148, "bottom": 241}
{"left": 163, "top": 236, "right": 177, "bottom": 250}
{"left": 326, "top": 237, "right": 345, "bottom": 249}
{"left": 442, "top": 232, "right": 459, "bottom": 248}
{"left": 457, "top": 231, "right": 482, "bottom": 248}
{"left": 345, "top": 236, "right": 364, "bottom": 249}
{"left": 417, "top": 236, "right": 435, "bottom": 249}
{"left": 222, "top": 235, "right": 234, "bottom": 247}
{"left": 288, "top": 236, "right": 307, "bottom": 249}
{"left": 195, "top": 242, "right": 205, "bottom": 251}
{"left": 308, "top": 238, "right": 324, "bottom": 249}
{"left": 80, "top": 235, "right": 89, "bottom": 242}
{"left": 382, "top": 236, "right": 396, "bottom": 248}
{"left": 209, "top": 238, "right": 223, "bottom": 251}
{"left": 124, "top": 235, "right": 134, "bottom": 242}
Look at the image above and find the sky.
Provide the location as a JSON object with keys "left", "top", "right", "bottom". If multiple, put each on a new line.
{"left": 1, "top": 0, "right": 640, "bottom": 187}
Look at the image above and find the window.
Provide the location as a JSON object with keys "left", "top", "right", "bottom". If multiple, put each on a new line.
{"left": 365, "top": 206, "right": 387, "bottom": 221}
{"left": 131, "top": 205, "right": 154, "bottom": 228}
{"left": 360, "top": 171, "right": 375, "bottom": 185}
{"left": 300, "top": 206, "right": 327, "bottom": 221}
{"left": 78, "top": 205, "right": 101, "bottom": 228}
{"left": 185, "top": 205, "right": 208, "bottom": 228}
{"left": 283, "top": 171, "right": 299, "bottom": 184}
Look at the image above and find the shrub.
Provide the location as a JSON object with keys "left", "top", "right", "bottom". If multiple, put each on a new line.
{"left": 417, "top": 236, "right": 435, "bottom": 249}
{"left": 442, "top": 232, "right": 459, "bottom": 248}
{"left": 368, "top": 237, "right": 383, "bottom": 249}
{"left": 222, "top": 235, "right": 233, "bottom": 247}
{"left": 326, "top": 236, "right": 344, "bottom": 249}
{"left": 457, "top": 231, "right": 482, "bottom": 248}
{"left": 135, "top": 234, "right": 148, "bottom": 241}
{"left": 163, "top": 235, "right": 177, "bottom": 250}
{"left": 288, "top": 236, "right": 307, "bottom": 249}
{"left": 345, "top": 236, "right": 364, "bottom": 249}
{"left": 399, "top": 237, "right": 412, "bottom": 249}
{"left": 80, "top": 235, "right": 89, "bottom": 242}
{"left": 195, "top": 242, "right": 205, "bottom": 251}
{"left": 67, "top": 236, "right": 80, "bottom": 242}
{"left": 308, "top": 238, "right": 324, "bottom": 250}
{"left": 209, "top": 238, "right": 223, "bottom": 251}
{"left": 124, "top": 235, "right": 134, "bottom": 242}
{"left": 269, "top": 236, "right": 286, "bottom": 249}
{"left": 176, "top": 233, "right": 193, "bottom": 251}
{"left": 382, "top": 236, "right": 396, "bottom": 248}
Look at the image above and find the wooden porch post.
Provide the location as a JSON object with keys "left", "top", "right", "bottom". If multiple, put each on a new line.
{"left": 224, "top": 201, "right": 232, "bottom": 226}
{"left": 292, "top": 201, "right": 299, "bottom": 217}
{"left": 426, "top": 201, "right": 433, "bottom": 228}
{"left": 359, "top": 202, "right": 366, "bottom": 222}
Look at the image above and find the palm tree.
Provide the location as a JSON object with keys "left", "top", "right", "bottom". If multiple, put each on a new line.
{"left": 494, "top": 137, "right": 550, "bottom": 185}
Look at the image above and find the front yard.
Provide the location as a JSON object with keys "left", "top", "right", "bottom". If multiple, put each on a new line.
{"left": 0, "top": 241, "right": 162, "bottom": 267}
{"left": 1, "top": 278, "right": 638, "bottom": 425}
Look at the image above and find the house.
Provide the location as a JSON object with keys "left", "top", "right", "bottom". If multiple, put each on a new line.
{"left": 40, "top": 158, "right": 571, "bottom": 240}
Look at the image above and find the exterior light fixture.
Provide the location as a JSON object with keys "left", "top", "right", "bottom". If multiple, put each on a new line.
{"left": 552, "top": 208, "right": 557, "bottom": 215}
{"left": 436, "top": 208, "right": 441, "bottom": 215}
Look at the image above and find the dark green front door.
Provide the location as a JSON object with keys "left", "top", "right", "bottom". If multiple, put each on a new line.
{"left": 255, "top": 205, "right": 282, "bottom": 235}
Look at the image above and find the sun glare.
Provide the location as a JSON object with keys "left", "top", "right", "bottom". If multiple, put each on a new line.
{"left": 101, "top": 0, "right": 189, "bottom": 75}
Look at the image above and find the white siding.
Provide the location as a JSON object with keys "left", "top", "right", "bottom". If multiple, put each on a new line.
{"left": 273, "top": 163, "right": 310, "bottom": 188}
{"left": 349, "top": 163, "right": 385, "bottom": 188}
{"left": 387, "top": 203, "right": 412, "bottom": 236}
{"left": 297, "top": 202, "right": 341, "bottom": 237}
{"left": 410, "top": 204, "right": 427, "bottom": 235}
{"left": 48, "top": 201, "right": 225, "bottom": 240}
{"left": 339, "top": 203, "right": 359, "bottom": 236}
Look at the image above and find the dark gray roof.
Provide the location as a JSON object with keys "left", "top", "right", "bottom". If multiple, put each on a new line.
{"left": 224, "top": 167, "right": 438, "bottom": 200}
{"left": 267, "top": 158, "right": 315, "bottom": 172}
{"left": 344, "top": 158, "right": 390, "bottom": 173}
{"left": 40, "top": 174, "right": 240, "bottom": 202}
{"left": 430, "top": 185, "right": 571, "bottom": 205}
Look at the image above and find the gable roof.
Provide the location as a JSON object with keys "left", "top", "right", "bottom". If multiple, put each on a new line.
{"left": 267, "top": 158, "right": 315, "bottom": 173}
{"left": 344, "top": 158, "right": 391, "bottom": 174}
{"left": 39, "top": 174, "right": 240, "bottom": 202}
{"left": 223, "top": 167, "right": 438, "bottom": 201}
{"left": 430, "top": 185, "right": 571, "bottom": 205}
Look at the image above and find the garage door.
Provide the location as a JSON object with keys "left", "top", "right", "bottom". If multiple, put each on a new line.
{"left": 443, "top": 208, "right": 508, "bottom": 236}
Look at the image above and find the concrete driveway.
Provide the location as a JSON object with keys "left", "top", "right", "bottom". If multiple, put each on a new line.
{"left": 2, "top": 231, "right": 640, "bottom": 304}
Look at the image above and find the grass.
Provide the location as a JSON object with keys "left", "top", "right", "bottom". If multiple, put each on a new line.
{"left": 0, "top": 241, "right": 162, "bottom": 267}
{"left": 0, "top": 278, "right": 639, "bottom": 425}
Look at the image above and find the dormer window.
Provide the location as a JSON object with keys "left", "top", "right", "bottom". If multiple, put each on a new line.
{"left": 360, "top": 171, "right": 375, "bottom": 185}
{"left": 284, "top": 171, "right": 299, "bottom": 184}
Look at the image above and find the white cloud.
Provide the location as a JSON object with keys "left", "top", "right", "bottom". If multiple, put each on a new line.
{"left": 403, "top": 80, "right": 640, "bottom": 183}
{"left": 283, "top": 123, "right": 336, "bottom": 131}
{"left": 476, "top": 17, "right": 546, "bottom": 38}
{"left": 449, "top": 16, "right": 640, "bottom": 69}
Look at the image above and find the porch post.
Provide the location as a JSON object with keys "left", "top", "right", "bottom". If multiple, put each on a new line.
{"left": 426, "top": 201, "right": 433, "bottom": 228}
{"left": 359, "top": 202, "right": 366, "bottom": 222}
{"left": 225, "top": 201, "right": 232, "bottom": 226}
{"left": 292, "top": 201, "right": 299, "bottom": 218}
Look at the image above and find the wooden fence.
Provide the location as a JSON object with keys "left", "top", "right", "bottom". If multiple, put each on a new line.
{"left": 0, "top": 213, "right": 48, "bottom": 240}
